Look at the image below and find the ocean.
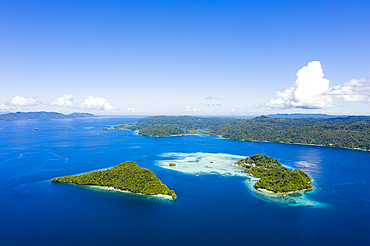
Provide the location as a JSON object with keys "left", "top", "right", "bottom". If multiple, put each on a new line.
{"left": 0, "top": 117, "right": 369, "bottom": 245}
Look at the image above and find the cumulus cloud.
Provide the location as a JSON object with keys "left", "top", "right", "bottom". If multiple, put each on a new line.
{"left": 0, "top": 104, "right": 9, "bottom": 109}
{"left": 266, "top": 61, "right": 333, "bottom": 109}
{"left": 120, "top": 108, "right": 139, "bottom": 112}
{"left": 185, "top": 106, "right": 199, "bottom": 112}
{"left": 48, "top": 94, "right": 74, "bottom": 107}
{"left": 266, "top": 61, "right": 370, "bottom": 110}
{"left": 206, "top": 96, "right": 219, "bottom": 100}
{"left": 77, "top": 96, "right": 115, "bottom": 110}
{"left": 327, "top": 79, "right": 370, "bottom": 102}
{"left": 7, "top": 96, "right": 42, "bottom": 106}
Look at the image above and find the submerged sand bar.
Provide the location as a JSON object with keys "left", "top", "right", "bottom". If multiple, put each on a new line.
{"left": 156, "top": 152, "right": 325, "bottom": 207}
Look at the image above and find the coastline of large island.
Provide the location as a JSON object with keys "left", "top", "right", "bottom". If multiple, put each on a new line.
{"left": 52, "top": 161, "right": 177, "bottom": 200}
{"left": 235, "top": 154, "right": 312, "bottom": 193}
{"left": 114, "top": 115, "right": 370, "bottom": 151}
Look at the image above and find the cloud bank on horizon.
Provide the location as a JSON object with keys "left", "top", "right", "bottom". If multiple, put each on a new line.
{"left": 6, "top": 96, "right": 42, "bottom": 107}
{"left": 48, "top": 94, "right": 74, "bottom": 108}
{"left": 2, "top": 95, "right": 135, "bottom": 112}
{"left": 77, "top": 95, "right": 115, "bottom": 111}
{"left": 266, "top": 61, "right": 370, "bottom": 110}
{"left": 1, "top": 61, "right": 369, "bottom": 114}
{"left": 48, "top": 94, "right": 116, "bottom": 111}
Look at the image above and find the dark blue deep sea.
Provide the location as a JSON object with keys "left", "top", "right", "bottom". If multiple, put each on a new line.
{"left": 1, "top": 117, "right": 370, "bottom": 246}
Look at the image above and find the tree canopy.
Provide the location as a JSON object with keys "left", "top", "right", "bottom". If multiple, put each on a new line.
{"left": 235, "top": 154, "right": 312, "bottom": 193}
{"left": 52, "top": 161, "right": 177, "bottom": 199}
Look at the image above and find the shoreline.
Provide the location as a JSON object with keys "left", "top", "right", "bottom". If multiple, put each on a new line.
{"left": 243, "top": 179, "right": 323, "bottom": 207}
{"left": 256, "top": 186, "right": 313, "bottom": 195}
{"left": 89, "top": 185, "right": 175, "bottom": 200}
{"left": 121, "top": 127, "right": 369, "bottom": 152}
{"left": 233, "top": 163, "right": 313, "bottom": 194}
{"left": 190, "top": 133, "right": 370, "bottom": 152}
{"left": 52, "top": 181, "right": 176, "bottom": 200}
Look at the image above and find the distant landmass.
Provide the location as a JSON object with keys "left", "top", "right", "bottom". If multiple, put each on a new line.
{"left": 115, "top": 115, "right": 370, "bottom": 150}
{"left": 52, "top": 161, "right": 177, "bottom": 199}
{"left": 267, "top": 113, "right": 350, "bottom": 119}
{"left": 0, "top": 111, "right": 95, "bottom": 121}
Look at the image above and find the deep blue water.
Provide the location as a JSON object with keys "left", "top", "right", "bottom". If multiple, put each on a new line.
{"left": 1, "top": 117, "right": 370, "bottom": 246}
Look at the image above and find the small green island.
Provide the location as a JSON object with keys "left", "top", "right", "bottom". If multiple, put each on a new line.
{"left": 52, "top": 161, "right": 177, "bottom": 200}
{"left": 169, "top": 163, "right": 176, "bottom": 166}
{"left": 235, "top": 154, "right": 312, "bottom": 193}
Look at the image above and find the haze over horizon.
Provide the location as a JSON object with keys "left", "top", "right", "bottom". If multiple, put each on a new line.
{"left": 1, "top": 1, "right": 369, "bottom": 116}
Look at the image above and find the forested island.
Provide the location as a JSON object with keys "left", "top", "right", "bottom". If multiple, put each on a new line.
{"left": 120, "top": 124, "right": 189, "bottom": 137}
{"left": 52, "top": 161, "right": 177, "bottom": 200}
{"left": 114, "top": 115, "right": 370, "bottom": 150}
{"left": 0, "top": 111, "right": 95, "bottom": 121}
{"left": 114, "top": 115, "right": 239, "bottom": 137}
{"left": 235, "top": 154, "right": 312, "bottom": 193}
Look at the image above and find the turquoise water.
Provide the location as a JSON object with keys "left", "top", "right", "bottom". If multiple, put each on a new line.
{"left": 0, "top": 117, "right": 369, "bottom": 245}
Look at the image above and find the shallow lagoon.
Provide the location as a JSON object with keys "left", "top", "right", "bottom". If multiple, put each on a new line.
{"left": 156, "top": 152, "right": 325, "bottom": 207}
{"left": 0, "top": 117, "right": 369, "bottom": 245}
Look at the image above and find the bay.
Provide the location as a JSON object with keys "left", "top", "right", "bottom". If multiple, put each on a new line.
{"left": 0, "top": 117, "right": 369, "bottom": 245}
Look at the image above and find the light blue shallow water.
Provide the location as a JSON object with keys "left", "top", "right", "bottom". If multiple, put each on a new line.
{"left": 0, "top": 117, "right": 369, "bottom": 245}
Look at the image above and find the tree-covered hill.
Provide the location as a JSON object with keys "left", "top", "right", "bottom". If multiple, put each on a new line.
{"left": 210, "top": 117, "right": 370, "bottom": 150}
{"left": 135, "top": 115, "right": 243, "bottom": 129}
{"left": 136, "top": 124, "right": 189, "bottom": 137}
{"left": 235, "top": 154, "right": 312, "bottom": 193}
{"left": 52, "top": 161, "right": 177, "bottom": 199}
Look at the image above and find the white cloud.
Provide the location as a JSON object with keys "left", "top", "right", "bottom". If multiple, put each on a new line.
{"left": 7, "top": 96, "right": 42, "bottom": 106}
{"left": 0, "top": 104, "right": 9, "bottom": 109}
{"left": 126, "top": 108, "right": 138, "bottom": 112}
{"left": 48, "top": 94, "right": 74, "bottom": 107}
{"left": 77, "top": 96, "right": 115, "bottom": 110}
{"left": 120, "top": 108, "right": 139, "bottom": 112}
{"left": 205, "top": 103, "right": 222, "bottom": 107}
{"left": 266, "top": 61, "right": 370, "bottom": 110}
{"left": 327, "top": 79, "right": 370, "bottom": 102}
{"left": 185, "top": 106, "right": 199, "bottom": 112}
{"left": 266, "top": 61, "right": 333, "bottom": 109}
{"left": 206, "top": 96, "right": 219, "bottom": 100}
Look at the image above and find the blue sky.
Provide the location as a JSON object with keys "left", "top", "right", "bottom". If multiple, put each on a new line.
{"left": 1, "top": 0, "right": 369, "bottom": 115}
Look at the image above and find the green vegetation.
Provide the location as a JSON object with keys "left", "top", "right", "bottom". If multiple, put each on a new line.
{"left": 137, "top": 124, "right": 188, "bottom": 137}
{"left": 114, "top": 123, "right": 208, "bottom": 137}
{"left": 169, "top": 163, "right": 176, "bottom": 166}
{"left": 235, "top": 154, "right": 312, "bottom": 193}
{"left": 134, "top": 115, "right": 243, "bottom": 129}
{"left": 115, "top": 115, "right": 370, "bottom": 150}
{"left": 114, "top": 116, "right": 242, "bottom": 136}
{"left": 210, "top": 116, "right": 370, "bottom": 150}
{"left": 51, "top": 161, "right": 177, "bottom": 199}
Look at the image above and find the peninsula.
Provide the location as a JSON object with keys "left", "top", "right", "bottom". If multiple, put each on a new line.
{"left": 52, "top": 161, "right": 177, "bottom": 200}
{"left": 235, "top": 154, "right": 312, "bottom": 193}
